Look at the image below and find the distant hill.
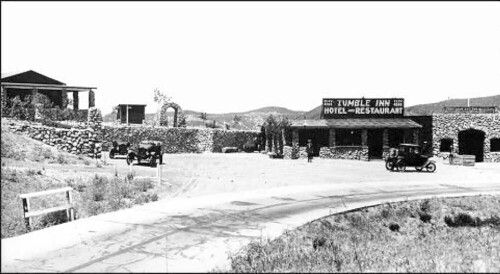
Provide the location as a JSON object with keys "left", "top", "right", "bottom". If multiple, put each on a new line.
{"left": 405, "top": 95, "right": 500, "bottom": 115}
{"left": 103, "top": 94, "right": 500, "bottom": 129}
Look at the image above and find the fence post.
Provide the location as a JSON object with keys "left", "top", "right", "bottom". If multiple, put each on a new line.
{"left": 157, "top": 164, "right": 162, "bottom": 183}
{"left": 21, "top": 197, "right": 32, "bottom": 231}
{"left": 66, "top": 190, "right": 74, "bottom": 221}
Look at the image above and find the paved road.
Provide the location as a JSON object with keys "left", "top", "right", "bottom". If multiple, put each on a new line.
{"left": 2, "top": 175, "right": 499, "bottom": 272}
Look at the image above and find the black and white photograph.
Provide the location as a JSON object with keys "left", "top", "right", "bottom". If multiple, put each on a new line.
{"left": 1, "top": 1, "right": 500, "bottom": 273}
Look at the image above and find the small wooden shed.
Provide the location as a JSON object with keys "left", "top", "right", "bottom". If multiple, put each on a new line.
{"left": 117, "top": 104, "right": 146, "bottom": 124}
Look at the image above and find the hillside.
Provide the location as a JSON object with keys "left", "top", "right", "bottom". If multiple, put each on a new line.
{"left": 405, "top": 95, "right": 500, "bottom": 115}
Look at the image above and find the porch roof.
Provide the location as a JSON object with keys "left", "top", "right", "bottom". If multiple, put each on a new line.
{"left": 1, "top": 82, "right": 96, "bottom": 92}
{"left": 290, "top": 118, "right": 422, "bottom": 129}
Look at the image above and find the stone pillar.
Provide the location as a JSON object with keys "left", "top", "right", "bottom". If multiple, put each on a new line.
{"left": 1, "top": 86, "right": 6, "bottom": 115}
{"left": 361, "top": 129, "right": 368, "bottom": 147}
{"left": 88, "top": 90, "right": 95, "bottom": 108}
{"left": 61, "top": 89, "right": 68, "bottom": 109}
{"left": 73, "top": 92, "right": 79, "bottom": 111}
{"left": 292, "top": 129, "right": 299, "bottom": 146}
{"left": 383, "top": 129, "right": 389, "bottom": 148}
{"left": 173, "top": 108, "right": 178, "bottom": 127}
{"left": 329, "top": 129, "right": 336, "bottom": 147}
{"left": 413, "top": 129, "right": 419, "bottom": 145}
{"left": 403, "top": 129, "right": 411, "bottom": 143}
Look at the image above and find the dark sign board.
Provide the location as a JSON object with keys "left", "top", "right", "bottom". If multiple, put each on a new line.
{"left": 322, "top": 98, "right": 404, "bottom": 119}
{"left": 443, "top": 106, "right": 498, "bottom": 114}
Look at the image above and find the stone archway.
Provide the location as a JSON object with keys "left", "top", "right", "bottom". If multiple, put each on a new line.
{"left": 160, "top": 102, "right": 182, "bottom": 127}
{"left": 458, "top": 128, "right": 485, "bottom": 162}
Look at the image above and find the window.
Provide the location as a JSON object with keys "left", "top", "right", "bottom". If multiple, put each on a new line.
{"left": 491, "top": 138, "right": 500, "bottom": 152}
{"left": 336, "top": 129, "right": 362, "bottom": 146}
{"left": 439, "top": 138, "right": 453, "bottom": 152}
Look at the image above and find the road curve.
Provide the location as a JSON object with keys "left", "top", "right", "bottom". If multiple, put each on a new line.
{"left": 2, "top": 178, "right": 499, "bottom": 273}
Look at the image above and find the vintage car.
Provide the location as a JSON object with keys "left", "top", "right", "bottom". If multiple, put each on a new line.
{"left": 385, "top": 143, "right": 436, "bottom": 172}
{"left": 109, "top": 141, "right": 131, "bottom": 159}
{"left": 126, "top": 140, "right": 163, "bottom": 167}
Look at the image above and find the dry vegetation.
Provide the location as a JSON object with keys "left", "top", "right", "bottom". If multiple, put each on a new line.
{"left": 228, "top": 195, "right": 500, "bottom": 272}
{"left": 1, "top": 127, "right": 159, "bottom": 239}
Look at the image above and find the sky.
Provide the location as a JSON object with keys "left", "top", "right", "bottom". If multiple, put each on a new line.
{"left": 2, "top": 2, "right": 500, "bottom": 114}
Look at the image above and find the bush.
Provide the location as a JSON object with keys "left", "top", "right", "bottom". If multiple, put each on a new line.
{"left": 134, "top": 178, "right": 155, "bottom": 192}
{"left": 56, "top": 154, "right": 69, "bottom": 164}
{"left": 90, "top": 174, "right": 108, "bottom": 202}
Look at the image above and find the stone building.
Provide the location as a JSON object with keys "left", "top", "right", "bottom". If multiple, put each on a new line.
{"left": 286, "top": 98, "right": 425, "bottom": 161}
{"left": 432, "top": 107, "right": 500, "bottom": 162}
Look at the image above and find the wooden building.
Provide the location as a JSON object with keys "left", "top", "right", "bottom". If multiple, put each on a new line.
{"left": 1, "top": 70, "right": 96, "bottom": 110}
{"left": 116, "top": 104, "right": 146, "bottom": 124}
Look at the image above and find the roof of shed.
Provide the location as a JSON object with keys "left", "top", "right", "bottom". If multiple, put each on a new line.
{"left": 290, "top": 118, "right": 422, "bottom": 129}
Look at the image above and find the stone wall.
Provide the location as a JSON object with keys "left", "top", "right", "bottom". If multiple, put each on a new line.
{"left": 6, "top": 120, "right": 102, "bottom": 158}
{"left": 432, "top": 113, "right": 500, "bottom": 162}
{"left": 101, "top": 125, "right": 259, "bottom": 153}
{"left": 283, "top": 145, "right": 300, "bottom": 159}
{"left": 319, "top": 146, "right": 369, "bottom": 161}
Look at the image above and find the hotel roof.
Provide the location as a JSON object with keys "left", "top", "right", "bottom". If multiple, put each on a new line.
{"left": 290, "top": 118, "right": 422, "bottom": 129}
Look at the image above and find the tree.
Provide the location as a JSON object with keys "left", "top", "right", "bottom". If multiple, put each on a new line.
{"left": 233, "top": 114, "right": 242, "bottom": 124}
{"left": 153, "top": 88, "right": 173, "bottom": 127}
{"left": 177, "top": 112, "right": 187, "bottom": 127}
{"left": 153, "top": 88, "right": 171, "bottom": 105}
{"left": 199, "top": 112, "right": 207, "bottom": 120}
{"left": 263, "top": 115, "right": 290, "bottom": 155}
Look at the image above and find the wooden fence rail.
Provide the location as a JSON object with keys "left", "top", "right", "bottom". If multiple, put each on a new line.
{"left": 19, "top": 187, "right": 74, "bottom": 231}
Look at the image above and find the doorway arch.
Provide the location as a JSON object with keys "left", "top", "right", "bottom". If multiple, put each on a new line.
{"left": 458, "top": 129, "right": 485, "bottom": 162}
{"left": 160, "top": 102, "right": 181, "bottom": 127}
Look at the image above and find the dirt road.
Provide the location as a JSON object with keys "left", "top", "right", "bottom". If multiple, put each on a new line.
{"left": 2, "top": 155, "right": 499, "bottom": 272}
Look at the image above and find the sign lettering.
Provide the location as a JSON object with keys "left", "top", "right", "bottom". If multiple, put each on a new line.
{"left": 322, "top": 98, "right": 405, "bottom": 118}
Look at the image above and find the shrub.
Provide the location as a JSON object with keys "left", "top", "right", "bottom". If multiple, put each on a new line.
{"left": 90, "top": 174, "right": 108, "bottom": 202}
{"left": 41, "top": 148, "right": 53, "bottom": 159}
{"left": 56, "top": 154, "right": 69, "bottom": 164}
{"left": 134, "top": 178, "right": 155, "bottom": 192}
{"left": 126, "top": 171, "right": 135, "bottom": 181}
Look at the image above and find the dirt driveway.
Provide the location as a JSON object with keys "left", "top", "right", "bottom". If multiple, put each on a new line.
{"left": 107, "top": 152, "right": 499, "bottom": 198}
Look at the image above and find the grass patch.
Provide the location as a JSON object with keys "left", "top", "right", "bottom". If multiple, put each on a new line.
{"left": 228, "top": 195, "right": 500, "bottom": 272}
{"left": 1, "top": 168, "right": 159, "bottom": 239}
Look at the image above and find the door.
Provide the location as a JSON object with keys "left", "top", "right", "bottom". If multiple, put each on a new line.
{"left": 368, "top": 129, "right": 384, "bottom": 159}
{"left": 458, "top": 129, "right": 485, "bottom": 162}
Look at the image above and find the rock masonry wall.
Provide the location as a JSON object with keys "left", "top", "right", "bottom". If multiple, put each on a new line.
{"left": 6, "top": 119, "right": 102, "bottom": 158}
{"left": 433, "top": 113, "right": 500, "bottom": 162}
{"left": 319, "top": 146, "right": 369, "bottom": 161}
{"left": 283, "top": 145, "right": 369, "bottom": 160}
{"left": 101, "top": 125, "right": 259, "bottom": 153}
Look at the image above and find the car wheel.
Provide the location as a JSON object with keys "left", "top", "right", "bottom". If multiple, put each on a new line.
{"left": 126, "top": 156, "right": 133, "bottom": 165}
{"left": 150, "top": 156, "right": 157, "bottom": 167}
{"left": 109, "top": 151, "right": 115, "bottom": 159}
{"left": 385, "top": 161, "right": 393, "bottom": 171}
{"left": 426, "top": 162, "right": 436, "bottom": 173}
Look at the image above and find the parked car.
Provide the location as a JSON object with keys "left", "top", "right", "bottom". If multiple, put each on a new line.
{"left": 243, "top": 137, "right": 259, "bottom": 152}
{"left": 126, "top": 140, "right": 163, "bottom": 167}
{"left": 109, "top": 141, "right": 131, "bottom": 159}
{"left": 385, "top": 143, "right": 436, "bottom": 172}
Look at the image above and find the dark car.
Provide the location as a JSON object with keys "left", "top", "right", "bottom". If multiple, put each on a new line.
{"left": 126, "top": 140, "right": 163, "bottom": 167}
{"left": 385, "top": 143, "right": 436, "bottom": 172}
{"left": 109, "top": 141, "right": 131, "bottom": 159}
{"left": 243, "top": 137, "right": 259, "bottom": 152}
